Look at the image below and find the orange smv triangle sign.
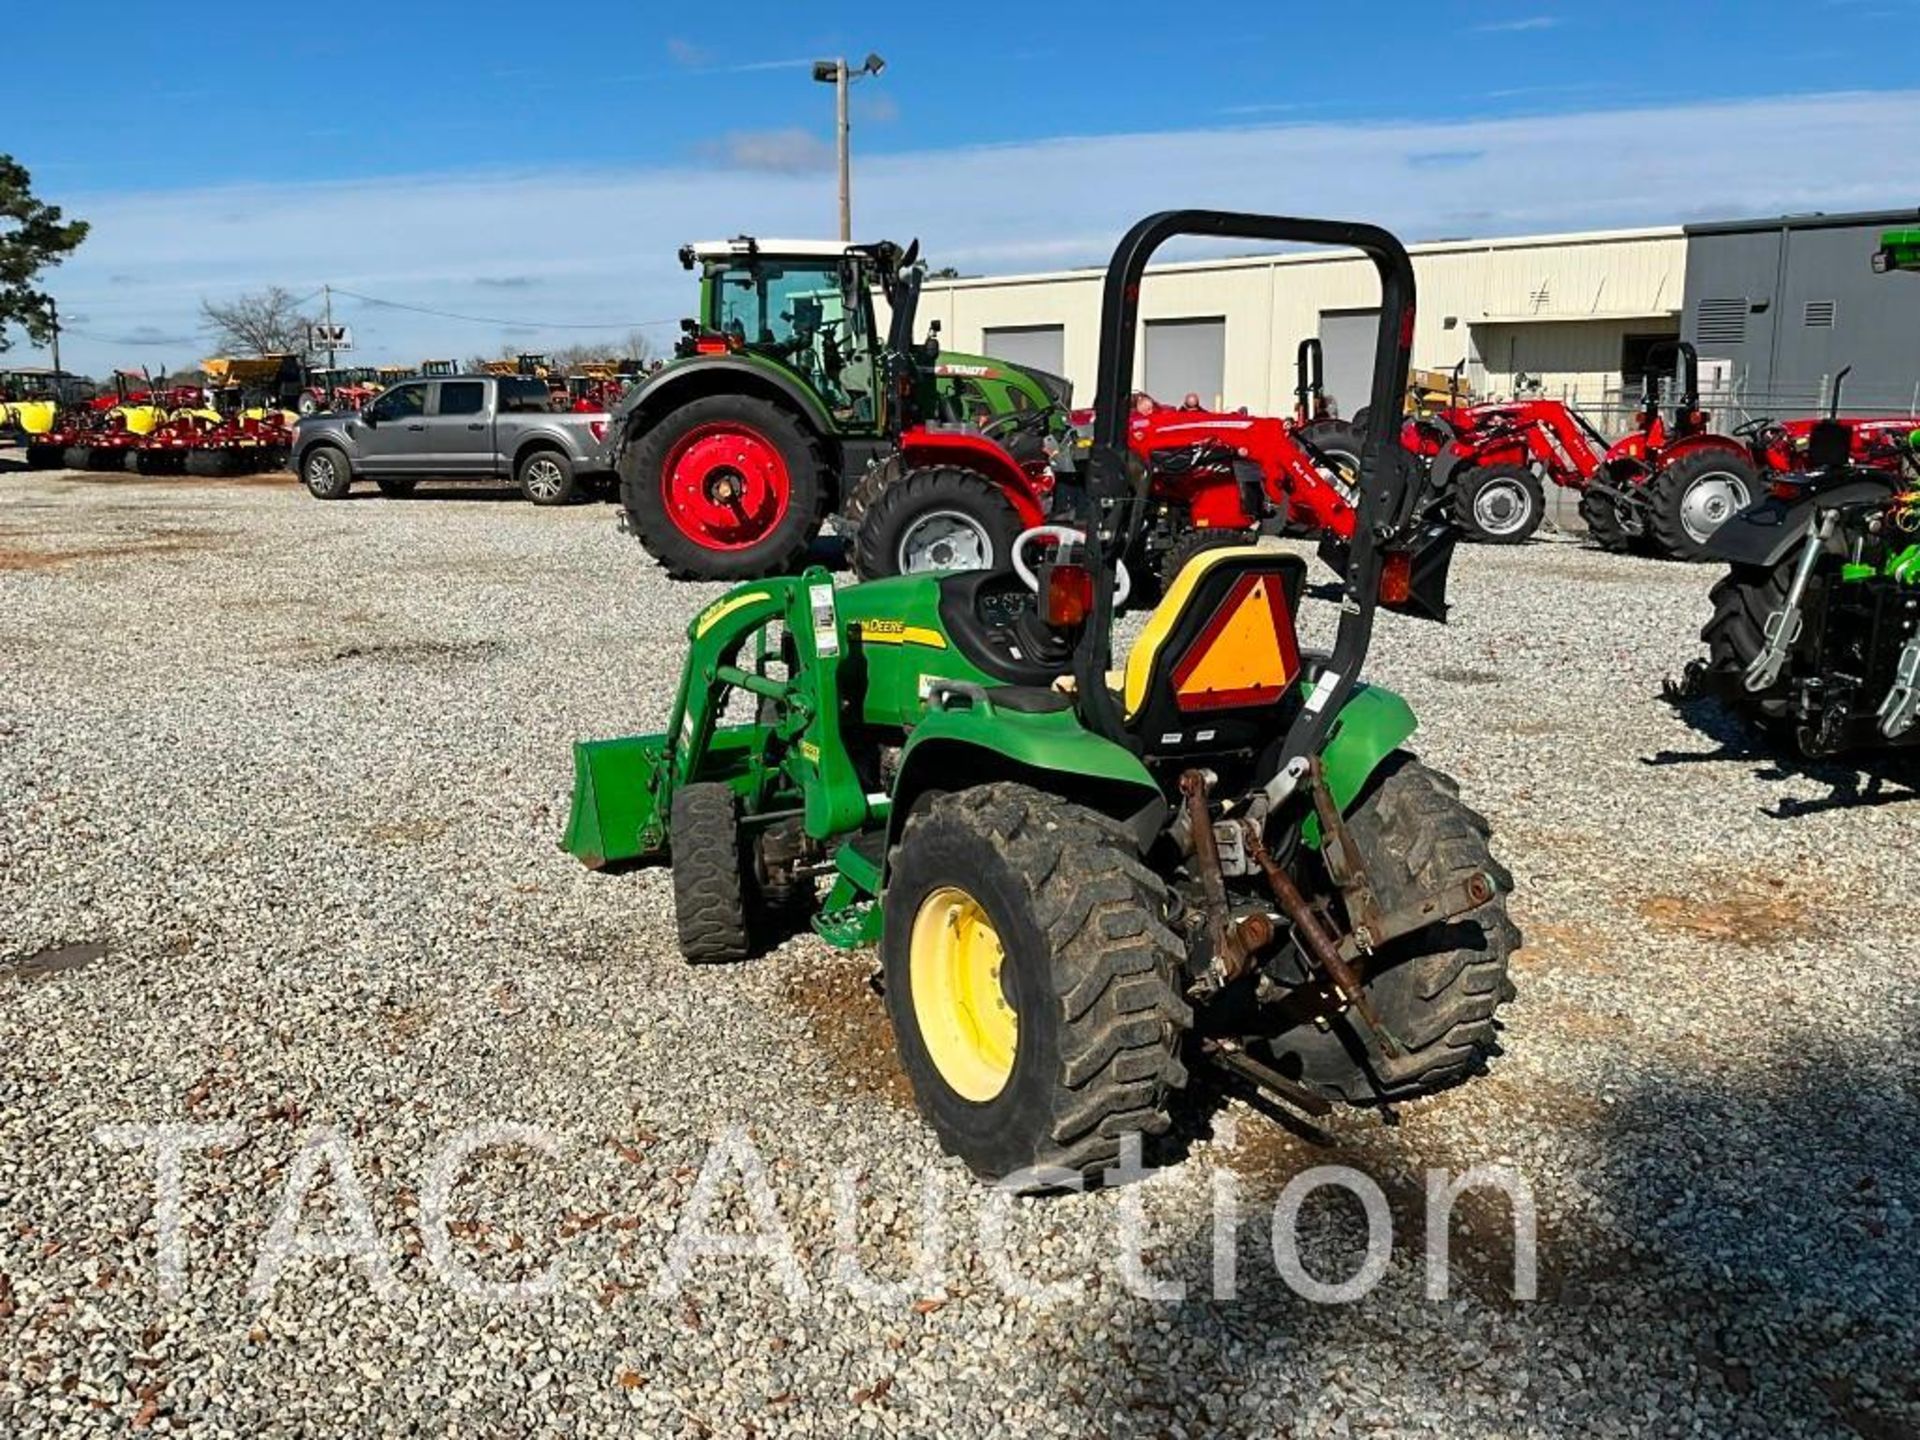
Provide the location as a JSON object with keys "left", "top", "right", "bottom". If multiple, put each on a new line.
{"left": 1171, "top": 573, "right": 1299, "bottom": 712}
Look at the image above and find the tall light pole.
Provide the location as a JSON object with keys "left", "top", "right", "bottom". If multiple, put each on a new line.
{"left": 812, "top": 52, "right": 886, "bottom": 242}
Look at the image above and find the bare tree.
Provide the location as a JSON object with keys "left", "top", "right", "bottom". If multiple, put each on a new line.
{"left": 621, "top": 329, "right": 660, "bottom": 365}
{"left": 199, "top": 286, "right": 315, "bottom": 357}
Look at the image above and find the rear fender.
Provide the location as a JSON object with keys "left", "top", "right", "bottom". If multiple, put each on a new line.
{"left": 896, "top": 427, "right": 1050, "bottom": 526}
{"left": 1705, "top": 479, "right": 1896, "bottom": 568}
{"left": 1429, "top": 440, "right": 1470, "bottom": 496}
{"left": 1657, "top": 432, "right": 1749, "bottom": 468}
{"left": 615, "top": 356, "right": 841, "bottom": 477}
{"left": 884, "top": 700, "right": 1166, "bottom": 869}
{"left": 1301, "top": 683, "right": 1418, "bottom": 847}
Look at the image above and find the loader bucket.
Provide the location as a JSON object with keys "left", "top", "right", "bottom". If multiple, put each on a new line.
{"left": 562, "top": 733, "right": 671, "bottom": 868}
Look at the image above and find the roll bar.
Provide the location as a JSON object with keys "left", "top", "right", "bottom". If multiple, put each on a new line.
{"left": 1643, "top": 339, "right": 1699, "bottom": 418}
{"left": 1294, "top": 337, "right": 1324, "bottom": 419}
{"left": 1073, "top": 210, "right": 1418, "bottom": 765}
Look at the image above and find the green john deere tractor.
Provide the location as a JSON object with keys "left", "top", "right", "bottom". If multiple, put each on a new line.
{"left": 567, "top": 211, "right": 1518, "bottom": 1188}
{"left": 610, "top": 236, "right": 1070, "bottom": 581}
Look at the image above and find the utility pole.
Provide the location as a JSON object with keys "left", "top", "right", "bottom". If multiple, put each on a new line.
{"left": 813, "top": 53, "right": 886, "bottom": 242}
{"left": 323, "top": 284, "right": 336, "bottom": 401}
{"left": 834, "top": 62, "right": 850, "bottom": 243}
{"left": 48, "top": 296, "right": 60, "bottom": 377}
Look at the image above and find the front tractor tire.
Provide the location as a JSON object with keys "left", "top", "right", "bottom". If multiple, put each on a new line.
{"left": 1263, "top": 756, "right": 1519, "bottom": 1105}
{"left": 1578, "top": 486, "right": 1636, "bottom": 553}
{"left": 1647, "top": 450, "right": 1760, "bottom": 562}
{"left": 1454, "top": 464, "right": 1545, "bottom": 545}
{"left": 881, "top": 784, "right": 1192, "bottom": 1189}
{"left": 622, "top": 395, "right": 826, "bottom": 580}
{"left": 669, "top": 783, "right": 753, "bottom": 965}
{"left": 852, "top": 464, "right": 1024, "bottom": 581}
{"left": 837, "top": 452, "right": 902, "bottom": 532}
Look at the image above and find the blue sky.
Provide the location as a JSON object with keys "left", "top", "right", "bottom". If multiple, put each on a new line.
{"left": 5, "top": 0, "right": 1919, "bottom": 375}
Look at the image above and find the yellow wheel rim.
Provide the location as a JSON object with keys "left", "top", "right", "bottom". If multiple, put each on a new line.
{"left": 909, "top": 885, "right": 1018, "bottom": 1102}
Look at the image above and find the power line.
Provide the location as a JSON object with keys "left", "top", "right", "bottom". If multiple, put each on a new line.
{"left": 329, "top": 287, "right": 679, "bottom": 331}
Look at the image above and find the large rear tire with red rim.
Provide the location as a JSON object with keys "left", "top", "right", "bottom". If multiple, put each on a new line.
{"left": 622, "top": 395, "right": 825, "bottom": 580}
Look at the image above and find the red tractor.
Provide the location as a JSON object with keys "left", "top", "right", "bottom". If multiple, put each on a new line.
{"left": 1403, "top": 381, "right": 1608, "bottom": 546}
{"left": 1570, "top": 341, "right": 1761, "bottom": 560}
{"left": 854, "top": 335, "right": 1368, "bottom": 585}
{"left": 1575, "top": 346, "right": 1915, "bottom": 560}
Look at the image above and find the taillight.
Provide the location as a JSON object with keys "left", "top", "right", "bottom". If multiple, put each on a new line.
{"left": 1046, "top": 563, "right": 1094, "bottom": 627}
{"left": 589, "top": 420, "right": 607, "bottom": 443}
{"left": 1379, "top": 551, "right": 1413, "bottom": 606}
{"left": 1769, "top": 480, "right": 1804, "bottom": 501}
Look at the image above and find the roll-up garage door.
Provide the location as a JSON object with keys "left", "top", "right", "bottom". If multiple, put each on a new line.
{"left": 1143, "top": 318, "right": 1226, "bottom": 407}
{"left": 981, "top": 325, "right": 1066, "bottom": 376}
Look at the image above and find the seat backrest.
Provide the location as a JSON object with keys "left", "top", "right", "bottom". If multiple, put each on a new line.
{"left": 1121, "top": 545, "right": 1308, "bottom": 757}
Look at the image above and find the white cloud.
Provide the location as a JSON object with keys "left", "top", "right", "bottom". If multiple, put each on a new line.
{"left": 697, "top": 128, "right": 837, "bottom": 174}
{"left": 31, "top": 90, "right": 1920, "bottom": 375}
{"left": 1474, "top": 15, "right": 1562, "bottom": 31}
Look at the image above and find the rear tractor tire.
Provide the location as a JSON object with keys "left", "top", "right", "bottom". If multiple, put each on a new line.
{"left": 1700, "top": 560, "right": 1796, "bottom": 734}
{"left": 852, "top": 464, "right": 1024, "bottom": 581}
{"left": 1647, "top": 450, "right": 1760, "bottom": 562}
{"left": 1158, "top": 527, "right": 1255, "bottom": 592}
{"left": 622, "top": 395, "right": 825, "bottom": 580}
{"left": 1260, "top": 755, "right": 1519, "bottom": 1105}
{"left": 1298, "top": 418, "right": 1364, "bottom": 505}
{"left": 1454, "top": 464, "right": 1545, "bottom": 545}
{"left": 881, "top": 783, "right": 1192, "bottom": 1189}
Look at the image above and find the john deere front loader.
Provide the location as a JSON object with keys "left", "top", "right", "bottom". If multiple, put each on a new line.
{"left": 566, "top": 210, "right": 1517, "bottom": 1188}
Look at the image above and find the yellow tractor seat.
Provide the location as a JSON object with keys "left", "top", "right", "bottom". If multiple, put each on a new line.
{"left": 1118, "top": 545, "right": 1308, "bottom": 758}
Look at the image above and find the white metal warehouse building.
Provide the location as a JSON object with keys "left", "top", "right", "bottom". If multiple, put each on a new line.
{"left": 914, "top": 225, "right": 1690, "bottom": 418}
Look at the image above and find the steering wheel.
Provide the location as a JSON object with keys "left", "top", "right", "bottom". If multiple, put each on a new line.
{"left": 1010, "top": 525, "right": 1131, "bottom": 606}
{"left": 1732, "top": 416, "right": 1783, "bottom": 441}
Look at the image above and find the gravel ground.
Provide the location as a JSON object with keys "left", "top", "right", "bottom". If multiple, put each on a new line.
{"left": 2, "top": 460, "right": 1916, "bottom": 1438}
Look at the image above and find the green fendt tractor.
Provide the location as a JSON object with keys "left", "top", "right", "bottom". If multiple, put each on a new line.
{"left": 611, "top": 237, "right": 1069, "bottom": 581}
{"left": 566, "top": 211, "right": 1519, "bottom": 1188}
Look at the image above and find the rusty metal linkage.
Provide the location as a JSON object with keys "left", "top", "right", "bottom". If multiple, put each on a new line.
{"left": 1202, "top": 1039, "right": 1333, "bottom": 1117}
{"left": 1180, "top": 769, "right": 1260, "bottom": 995}
{"left": 1243, "top": 820, "right": 1406, "bottom": 1060}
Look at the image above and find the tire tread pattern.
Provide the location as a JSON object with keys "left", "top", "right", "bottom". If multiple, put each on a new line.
{"left": 895, "top": 783, "right": 1192, "bottom": 1183}
{"left": 620, "top": 396, "right": 827, "bottom": 580}
{"left": 1333, "top": 759, "right": 1520, "bottom": 1102}
{"left": 670, "top": 784, "right": 753, "bottom": 965}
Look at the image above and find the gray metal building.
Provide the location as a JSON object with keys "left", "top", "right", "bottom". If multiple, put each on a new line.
{"left": 1681, "top": 208, "right": 1920, "bottom": 414}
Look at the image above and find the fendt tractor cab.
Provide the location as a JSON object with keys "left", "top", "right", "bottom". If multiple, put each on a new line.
{"left": 610, "top": 237, "right": 1068, "bottom": 581}
{"left": 565, "top": 211, "right": 1518, "bottom": 1189}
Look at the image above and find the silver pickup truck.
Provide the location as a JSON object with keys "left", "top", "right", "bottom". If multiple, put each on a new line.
{"left": 291, "top": 374, "right": 613, "bottom": 504}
